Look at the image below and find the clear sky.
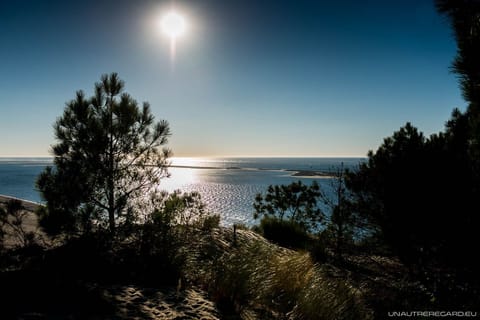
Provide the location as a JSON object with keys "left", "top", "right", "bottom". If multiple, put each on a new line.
{"left": 0, "top": 0, "right": 465, "bottom": 157}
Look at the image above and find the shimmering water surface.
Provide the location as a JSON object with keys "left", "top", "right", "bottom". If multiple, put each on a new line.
{"left": 0, "top": 157, "right": 364, "bottom": 225}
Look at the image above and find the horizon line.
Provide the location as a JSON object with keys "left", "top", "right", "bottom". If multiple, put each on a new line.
{"left": 0, "top": 154, "right": 367, "bottom": 159}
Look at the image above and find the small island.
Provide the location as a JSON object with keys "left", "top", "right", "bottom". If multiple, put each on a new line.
{"left": 290, "top": 170, "right": 336, "bottom": 178}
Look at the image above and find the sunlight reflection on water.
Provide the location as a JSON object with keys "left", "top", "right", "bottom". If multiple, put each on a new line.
{"left": 159, "top": 167, "right": 334, "bottom": 226}
{"left": 0, "top": 157, "right": 364, "bottom": 227}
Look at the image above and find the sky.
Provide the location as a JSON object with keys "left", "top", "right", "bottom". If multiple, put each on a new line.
{"left": 0, "top": 0, "right": 465, "bottom": 157}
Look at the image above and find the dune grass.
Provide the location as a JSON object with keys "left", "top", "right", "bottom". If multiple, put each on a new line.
{"left": 184, "top": 228, "right": 371, "bottom": 319}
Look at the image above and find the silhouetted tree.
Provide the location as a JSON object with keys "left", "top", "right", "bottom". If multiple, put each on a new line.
{"left": 342, "top": 3, "right": 480, "bottom": 306}
{"left": 436, "top": 0, "right": 480, "bottom": 193}
{"left": 434, "top": 0, "right": 480, "bottom": 268}
{"left": 346, "top": 120, "right": 479, "bottom": 270}
{"left": 436, "top": 0, "right": 480, "bottom": 105}
{"left": 254, "top": 181, "right": 324, "bottom": 232}
{"left": 347, "top": 124, "right": 426, "bottom": 263}
{"left": 37, "top": 73, "right": 171, "bottom": 235}
{"left": 320, "top": 165, "right": 358, "bottom": 258}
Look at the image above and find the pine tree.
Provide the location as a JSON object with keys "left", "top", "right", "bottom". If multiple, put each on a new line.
{"left": 37, "top": 73, "right": 171, "bottom": 235}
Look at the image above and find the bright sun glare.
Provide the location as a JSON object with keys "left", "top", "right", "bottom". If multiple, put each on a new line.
{"left": 161, "top": 11, "right": 186, "bottom": 39}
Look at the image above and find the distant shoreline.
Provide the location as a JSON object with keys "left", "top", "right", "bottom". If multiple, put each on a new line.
{"left": 0, "top": 157, "right": 362, "bottom": 179}
{"left": 169, "top": 165, "right": 337, "bottom": 178}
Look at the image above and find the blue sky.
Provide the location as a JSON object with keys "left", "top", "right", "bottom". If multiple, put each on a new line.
{"left": 0, "top": 0, "right": 464, "bottom": 157}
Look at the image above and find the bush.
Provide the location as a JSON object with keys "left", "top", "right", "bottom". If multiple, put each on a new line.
{"left": 233, "top": 222, "right": 249, "bottom": 230}
{"left": 259, "top": 216, "right": 311, "bottom": 249}
{"left": 0, "top": 199, "right": 37, "bottom": 248}
{"left": 254, "top": 181, "right": 324, "bottom": 233}
{"left": 309, "top": 240, "right": 329, "bottom": 263}
{"left": 200, "top": 214, "right": 221, "bottom": 232}
{"left": 130, "top": 191, "right": 220, "bottom": 285}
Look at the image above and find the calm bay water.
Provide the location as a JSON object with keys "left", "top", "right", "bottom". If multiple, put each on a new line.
{"left": 0, "top": 157, "right": 364, "bottom": 225}
{"left": 0, "top": 158, "right": 52, "bottom": 202}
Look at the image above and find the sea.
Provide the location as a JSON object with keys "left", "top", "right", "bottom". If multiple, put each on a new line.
{"left": 0, "top": 157, "right": 365, "bottom": 226}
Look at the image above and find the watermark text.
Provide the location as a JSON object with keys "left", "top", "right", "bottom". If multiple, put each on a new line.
{"left": 388, "top": 311, "right": 477, "bottom": 317}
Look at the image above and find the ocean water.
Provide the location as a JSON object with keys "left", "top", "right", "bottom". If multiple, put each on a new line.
{"left": 0, "top": 158, "right": 52, "bottom": 202}
{"left": 0, "top": 157, "right": 364, "bottom": 225}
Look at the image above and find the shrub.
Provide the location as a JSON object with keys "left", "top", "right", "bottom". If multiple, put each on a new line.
{"left": 259, "top": 216, "right": 311, "bottom": 249}
{"left": 201, "top": 214, "right": 221, "bottom": 231}
{"left": 309, "top": 240, "right": 329, "bottom": 263}
{"left": 0, "top": 199, "right": 37, "bottom": 248}
{"left": 131, "top": 191, "right": 220, "bottom": 285}
{"left": 254, "top": 181, "right": 324, "bottom": 232}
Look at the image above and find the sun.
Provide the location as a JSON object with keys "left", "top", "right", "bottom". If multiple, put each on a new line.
{"left": 158, "top": 9, "right": 188, "bottom": 63}
{"left": 160, "top": 11, "right": 186, "bottom": 39}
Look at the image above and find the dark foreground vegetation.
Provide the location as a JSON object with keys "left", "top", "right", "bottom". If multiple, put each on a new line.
{"left": 0, "top": 197, "right": 435, "bottom": 320}
{"left": 2, "top": 0, "right": 480, "bottom": 318}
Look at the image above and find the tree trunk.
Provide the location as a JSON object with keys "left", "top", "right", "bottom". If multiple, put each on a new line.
{"left": 108, "top": 94, "right": 115, "bottom": 234}
{"left": 108, "top": 204, "right": 115, "bottom": 234}
{"left": 336, "top": 222, "right": 343, "bottom": 258}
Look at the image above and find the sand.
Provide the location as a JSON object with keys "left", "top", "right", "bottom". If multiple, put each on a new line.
{"left": 0, "top": 194, "right": 45, "bottom": 248}
{"left": 0, "top": 195, "right": 42, "bottom": 212}
{"left": 102, "top": 285, "right": 221, "bottom": 320}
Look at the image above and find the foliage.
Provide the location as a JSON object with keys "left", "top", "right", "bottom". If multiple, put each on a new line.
{"left": 0, "top": 199, "right": 36, "bottom": 248}
{"left": 142, "top": 190, "right": 220, "bottom": 235}
{"left": 319, "top": 2, "right": 480, "bottom": 308}
{"left": 435, "top": 1, "right": 480, "bottom": 205}
{"left": 36, "top": 73, "right": 171, "bottom": 235}
{"left": 253, "top": 180, "right": 324, "bottom": 233}
{"left": 258, "top": 216, "right": 310, "bottom": 249}
{"left": 253, "top": 174, "right": 360, "bottom": 256}
{"left": 308, "top": 240, "right": 329, "bottom": 263}
{"left": 436, "top": 0, "right": 480, "bottom": 107}
{"left": 319, "top": 165, "right": 359, "bottom": 259}
{"left": 346, "top": 120, "right": 480, "bottom": 312}
{"left": 434, "top": 0, "right": 480, "bottom": 269}
{"left": 345, "top": 1, "right": 480, "bottom": 274}
{"left": 24, "top": 191, "right": 219, "bottom": 288}
{"left": 158, "top": 190, "right": 218, "bottom": 228}
{"left": 132, "top": 190, "right": 220, "bottom": 284}
{"left": 285, "top": 3, "right": 473, "bottom": 309}
{"left": 346, "top": 124, "right": 447, "bottom": 264}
